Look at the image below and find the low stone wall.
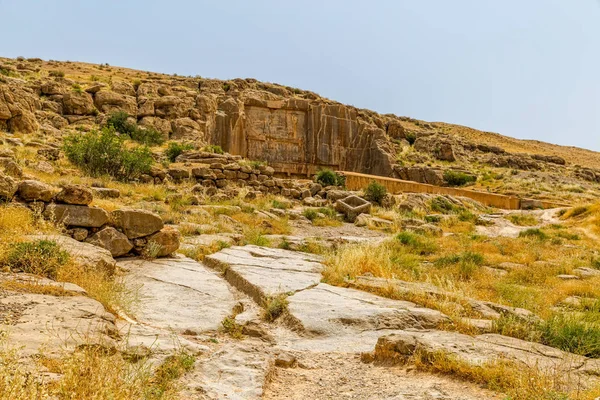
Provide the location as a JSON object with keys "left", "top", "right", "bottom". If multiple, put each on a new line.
{"left": 155, "top": 151, "right": 319, "bottom": 199}
{"left": 341, "top": 171, "right": 569, "bottom": 210}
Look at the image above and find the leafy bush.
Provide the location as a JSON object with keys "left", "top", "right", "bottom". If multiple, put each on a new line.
{"left": 106, "top": 111, "right": 164, "bottom": 146}
{"left": 302, "top": 208, "right": 319, "bottom": 221}
{"left": 129, "top": 126, "right": 163, "bottom": 146}
{"left": 405, "top": 132, "right": 417, "bottom": 145}
{"left": 165, "top": 142, "right": 194, "bottom": 162}
{"left": 316, "top": 169, "right": 344, "bottom": 187}
{"left": 5, "top": 240, "right": 69, "bottom": 279}
{"left": 63, "top": 127, "right": 153, "bottom": 181}
{"left": 364, "top": 181, "right": 387, "bottom": 205}
{"left": 203, "top": 144, "right": 224, "bottom": 154}
{"left": 443, "top": 171, "right": 477, "bottom": 187}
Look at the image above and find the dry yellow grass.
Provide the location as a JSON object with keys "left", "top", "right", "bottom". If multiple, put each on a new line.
{"left": 409, "top": 349, "right": 600, "bottom": 400}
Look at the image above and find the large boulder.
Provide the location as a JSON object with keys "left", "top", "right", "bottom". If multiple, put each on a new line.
{"left": 44, "top": 204, "right": 109, "bottom": 228}
{"left": 0, "top": 171, "right": 18, "bottom": 200}
{"left": 94, "top": 90, "right": 137, "bottom": 116}
{"left": 110, "top": 209, "right": 164, "bottom": 239}
{"left": 62, "top": 91, "right": 95, "bottom": 115}
{"left": 17, "top": 180, "right": 56, "bottom": 202}
{"left": 145, "top": 227, "right": 180, "bottom": 257}
{"left": 86, "top": 227, "right": 133, "bottom": 257}
{"left": 55, "top": 184, "right": 94, "bottom": 205}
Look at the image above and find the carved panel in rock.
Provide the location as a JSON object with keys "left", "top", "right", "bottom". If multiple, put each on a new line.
{"left": 245, "top": 106, "right": 306, "bottom": 165}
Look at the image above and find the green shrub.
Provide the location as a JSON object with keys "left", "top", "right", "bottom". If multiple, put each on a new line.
{"left": 443, "top": 171, "right": 477, "bottom": 187}
{"left": 364, "top": 181, "right": 387, "bottom": 205}
{"left": 106, "top": 111, "right": 164, "bottom": 146}
{"left": 5, "top": 240, "right": 69, "bottom": 279}
{"left": 129, "top": 126, "right": 163, "bottom": 146}
{"left": 316, "top": 169, "right": 344, "bottom": 187}
{"left": 203, "top": 145, "right": 224, "bottom": 154}
{"left": 302, "top": 208, "right": 318, "bottom": 221}
{"left": 518, "top": 228, "right": 548, "bottom": 240}
{"left": 165, "top": 142, "right": 194, "bottom": 163}
{"left": 405, "top": 132, "right": 417, "bottom": 145}
{"left": 540, "top": 314, "right": 600, "bottom": 358}
{"left": 63, "top": 127, "right": 153, "bottom": 181}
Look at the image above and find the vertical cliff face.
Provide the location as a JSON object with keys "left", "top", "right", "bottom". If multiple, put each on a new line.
{"left": 206, "top": 96, "right": 396, "bottom": 177}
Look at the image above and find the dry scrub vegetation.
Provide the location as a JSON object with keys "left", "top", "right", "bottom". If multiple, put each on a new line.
{"left": 323, "top": 199, "right": 600, "bottom": 398}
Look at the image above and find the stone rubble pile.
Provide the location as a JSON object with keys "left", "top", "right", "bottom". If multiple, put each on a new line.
{"left": 0, "top": 172, "right": 178, "bottom": 258}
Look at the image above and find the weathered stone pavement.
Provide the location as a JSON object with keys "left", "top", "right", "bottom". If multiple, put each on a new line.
{"left": 0, "top": 273, "right": 116, "bottom": 359}
{"left": 119, "top": 255, "right": 238, "bottom": 334}
{"left": 206, "top": 246, "right": 448, "bottom": 353}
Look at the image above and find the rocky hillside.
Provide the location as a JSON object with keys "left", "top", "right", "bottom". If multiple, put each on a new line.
{"left": 4, "top": 56, "right": 600, "bottom": 400}
{"left": 1, "top": 56, "right": 600, "bottom": 204}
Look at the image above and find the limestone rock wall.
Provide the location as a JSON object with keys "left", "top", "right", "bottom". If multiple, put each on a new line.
{"left": 0, "top": 59, "right": 397, "bottom": 178}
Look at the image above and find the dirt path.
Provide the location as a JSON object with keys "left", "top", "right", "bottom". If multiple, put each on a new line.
{"left": 264, "top": 352, "right": 501, "bottom": 400}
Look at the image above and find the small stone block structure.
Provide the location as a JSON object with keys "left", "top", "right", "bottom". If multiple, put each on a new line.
{"left": 334, "top": 195, "right": 372, "bottom": 223}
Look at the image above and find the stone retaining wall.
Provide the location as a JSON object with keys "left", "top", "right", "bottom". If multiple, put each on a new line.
{"left": 341, "top": 171, "right": 569, "bottom": 210}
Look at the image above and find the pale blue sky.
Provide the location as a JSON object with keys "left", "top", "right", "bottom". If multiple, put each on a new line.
{"left": 1, "top": 1, "right": 599, "bottom": 150}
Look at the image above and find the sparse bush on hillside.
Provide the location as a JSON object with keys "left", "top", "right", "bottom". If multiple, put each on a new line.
{"left": 165, "top": 142, "right": 194, "bottom": 163}
{"left": 4, "top": 240, "right": 69, "bottom": 279}
{"left": 405, "top": 132, "right": 417, "bottom": 145}
{"left": 443, "top": 171, "right": 477, "bottom": 187}
{"left": 316, "top": 169, "right": 345, "bottom": 187}
{"left": 364, "top": 181, "right": 387, "bottom": 205}
{"left": 63, "top": 127, "right": 153, "bottom": 181}
{"left": 106, "top": 111, "right": 164, "bottom": 146}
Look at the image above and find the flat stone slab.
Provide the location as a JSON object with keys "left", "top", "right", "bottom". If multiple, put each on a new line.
{"left": 279, "top": 283, "right": 449, "bottom": 352}
{"left": 180, "top": 341, "right": 274, "bottom": 400}
{"left": 204, "top": 246, "right": 323, "bottom": 303}
{"left": 0, "top": 287, "right": 116, "bottom": 359}
{"left": 374, "top": 330, "right": 600, "bottom": 390}
{"left": 118, "top": 256, "right": 237, "bottom": 334}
